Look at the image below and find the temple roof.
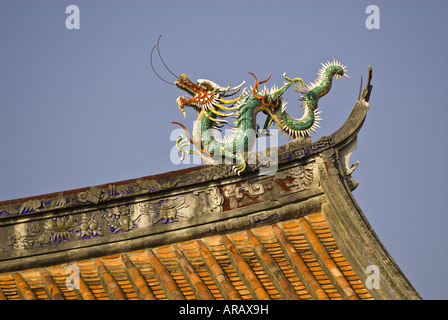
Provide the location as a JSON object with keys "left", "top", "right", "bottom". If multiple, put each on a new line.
{"left": 0, "top": 67, "right": 421, "bottom": 300}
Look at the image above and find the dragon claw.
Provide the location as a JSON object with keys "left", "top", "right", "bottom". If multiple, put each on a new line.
{"left": 175, "top": 135, "right": 192, "bottom": 162}
{"left": 232, "top": 160, "right": 246, "bottom": 176}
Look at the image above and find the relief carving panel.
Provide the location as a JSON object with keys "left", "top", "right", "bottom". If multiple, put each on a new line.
{"left": 1, "top": 186, "right": 225, "bottom": 254}
{"left": 220, "top": 161, "right": 318, "bottom": 210}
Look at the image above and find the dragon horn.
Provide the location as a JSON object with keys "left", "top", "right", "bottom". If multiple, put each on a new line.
{"left": 248, "top": 72, "right": 259, "bottom": 94}
{"left": 219, "top": 81, "right": 245, "bottom": 93}
{"left": 196, "top": 79, "right": 245, "bottom": 95}
{"left": 197, "top": 79, "right": 220, "bottom": 89}
{"left": 258, "top": 74, "right": 271, "bottom": 85}
{"left": 221, "top": 87, "right": 243, "bottom": 97}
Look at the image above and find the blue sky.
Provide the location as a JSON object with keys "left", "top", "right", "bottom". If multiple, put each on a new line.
{"left": 1, "top": 0, "right": 447, "bottom": 299}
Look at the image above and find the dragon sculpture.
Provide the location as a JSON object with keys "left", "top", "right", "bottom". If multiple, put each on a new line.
{"left": 150, "top": 37, "right": 348, "bottom": 174}
{"left": 172, "top": 61, "right": 348, "bottom": 174}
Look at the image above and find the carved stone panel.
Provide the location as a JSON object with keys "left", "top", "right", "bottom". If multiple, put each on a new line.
{"left": 0, "top": 160, "right": 319, "bottom": 259}
{"left": 220, "top": 160, "right": 319, "bottom": 210}
{"left": 0, "top": 186, "right": 226, "bottom": 255}
{"left": 274, "top": 161, "right": 319, "bottom": 195}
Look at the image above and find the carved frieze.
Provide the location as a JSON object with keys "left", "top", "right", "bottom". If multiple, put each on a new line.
{"left": 9, "top": 224, "right": 39, "bottom": 250}
{"left": 136, "top": 196, "right": 190, "bottom": 226}
{"left": 221, "top": 160, "right": 318, "bottom": 210}
{"left": 0, "top": 159, "right": 320, "bottom": 257}
{"left": 222, "top": 180, "right": 273, "bottom": 210}
{"left": 77, "top": 214, "right": 103, "bottom": 238}
{"left": 0, "top": 136, "right": 330, "bottom": 218}
{"left": 280, "top": 136, "right": 335, "bottom": 162}
{"left": 0, "top": 186, "right": 225, "bottom": 254}
{"left": 102, "top": 205, "right": 136, "bottom": 233}
{"left": 274, "top": 161, "right": 319, "bottom": 195}
{"left": 193, "top": 187, "right": 224, "bottom": 215}
{"left": 0, "top": 166, "right": 234, "bottom": 218}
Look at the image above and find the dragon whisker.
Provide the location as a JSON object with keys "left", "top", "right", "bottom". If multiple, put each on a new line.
{"left": 156, "top": 34, "right": 178, "bottom": 79}
{"left": 221, "top": 88, "right": 242, "bottom": 97}
{"left": 150, "top": 43, "right": 174, "bottom": 86}
{"left": 214, "top": 101, "right": 239, "bottom": 110}
{"left": 209, "top": 106, "right": 231, "bottom": 117}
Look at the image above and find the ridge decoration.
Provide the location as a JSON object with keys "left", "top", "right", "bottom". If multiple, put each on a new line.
{"left": 149, "top": 35, "right": 349, "bottom": 175}
{"left": 171, "top": 60, "right": 348, "bottom": 174}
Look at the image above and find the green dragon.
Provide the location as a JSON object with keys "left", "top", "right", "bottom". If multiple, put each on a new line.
{"left": 173, "top": 60, "right": 348, "bottom": 174}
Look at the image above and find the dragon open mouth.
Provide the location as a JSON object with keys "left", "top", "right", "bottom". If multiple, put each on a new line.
{"left": 175, "top": 74, "right": 196, "bottom": 97}
{"left": 174, "top": 74, "right": 195, "bottom": 116}
{"left": 174, "top": 73, "right": 246, "bottom": 124}
{"left": 175, "top": 73, "right": 245, "bottom": 116}
{"left": 175, "top": 73, "right": 207, "bottom": 116}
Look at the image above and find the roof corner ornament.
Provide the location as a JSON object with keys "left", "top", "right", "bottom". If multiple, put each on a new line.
{"left": 359, "top": 65, "right": 373, "bottom": 102}
{"left": 346, "top": 161, "right": 359, "bottom": 176}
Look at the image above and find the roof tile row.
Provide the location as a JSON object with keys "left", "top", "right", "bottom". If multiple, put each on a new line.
{"left": 0, "top": 213, "right": 373, "bottom": 300}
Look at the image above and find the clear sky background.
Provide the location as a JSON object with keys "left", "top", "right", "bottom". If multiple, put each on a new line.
{"left": 1, "top": 0, "right": 447, "bottom": 299}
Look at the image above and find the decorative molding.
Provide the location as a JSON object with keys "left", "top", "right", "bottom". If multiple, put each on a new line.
{"left": 222, "top": 179, "right": 274, "bottom": 210}
{"left": 274, "top": 161, "right": 318, "bottom": 195}
{"left": 1, "top": 186, "right": 225, "bottom": 254}
{"left": 0, "top": 159, "right": 322, "bottom": 261}
{"left": 193, "top": 187, "right": 224, "bottom": 215}
{"left": 279, "top": 136, "right": 335, "bottom": 163}
{"left": 0, "top": 166, "right": 234, "bottom": 218}
{"left": 0, "top": 137, "right": 336, "bottom": 218}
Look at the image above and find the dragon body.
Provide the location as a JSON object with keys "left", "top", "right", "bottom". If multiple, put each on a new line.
{"left": 173, "top": 60, "right": 348, "bottom": 173}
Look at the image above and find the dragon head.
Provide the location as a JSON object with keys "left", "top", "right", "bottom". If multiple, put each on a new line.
{"left": 175, "top": 73, "right": 245, "bottom": 117}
